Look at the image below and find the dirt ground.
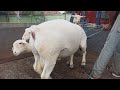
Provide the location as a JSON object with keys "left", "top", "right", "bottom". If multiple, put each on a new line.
{"left": 0, "top": 49, "right": 119, "bottom": 79}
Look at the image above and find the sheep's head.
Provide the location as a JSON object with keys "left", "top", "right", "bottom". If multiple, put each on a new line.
{"left": 12, "top": 39, "right": 30, "bottom": 56}
{"left": 22, "top": 28, "right": 32, "bottom": 41}
{"left": 72, "top": 14, "right": 86, "bottom": 24}
{"left": 22, "top": 25, "right": 37, "bottom": 41}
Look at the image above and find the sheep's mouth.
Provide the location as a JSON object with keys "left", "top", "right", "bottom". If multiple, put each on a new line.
{"left": 13, "top": 52, "right": 20, "bottom": 56}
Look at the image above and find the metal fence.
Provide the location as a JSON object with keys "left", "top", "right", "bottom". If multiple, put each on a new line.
{"left": 0, "top": 11, "right": 45, "bottom": 23}
{"left": 0, "top": 11, "right": 72, "bottom": 23}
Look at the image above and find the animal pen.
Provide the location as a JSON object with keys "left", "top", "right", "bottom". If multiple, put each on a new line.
{"left": 0, "top": 11, "right": 116, "bottom": 79}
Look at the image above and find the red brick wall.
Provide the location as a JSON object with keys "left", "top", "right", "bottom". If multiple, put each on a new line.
{"left": 77, "top": 11, "right": 109, "bottom": 24}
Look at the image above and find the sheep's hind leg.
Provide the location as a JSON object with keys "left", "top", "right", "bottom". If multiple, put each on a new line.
{"left": 69, "top": 55, "right": 74, "bottom": 68}
{"left": 80, "top": 40, "right": 87, "bottom": 66}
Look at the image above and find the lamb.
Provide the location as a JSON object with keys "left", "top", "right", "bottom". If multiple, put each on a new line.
{"left": 12, "top": 19, "right": 87, "bottom": 79}
{"left": 12, "top": 39, "right": 43, "bottom": 75}
{"left": 71, "top": 13, "right": 86, "bottom": 25}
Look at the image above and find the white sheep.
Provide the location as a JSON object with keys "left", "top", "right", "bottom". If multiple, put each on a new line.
{"left": 12, "top": 39, "right": 43, "bottom": 75}
{"left": 71, "top": 13, "right": 86, "bottom": 25}
{"left": 12, "top": 19, "right": 87, "bottom": 79}
{"left": 23, "top": 23, "right": 75, "bottom": 68}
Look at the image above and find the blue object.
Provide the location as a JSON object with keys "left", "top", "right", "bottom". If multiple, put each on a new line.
{"left": 81, "top": 11, "right": 86, "bottom": 28}
{"left": 96, "top": 11, "right": 101, "bottom": 27}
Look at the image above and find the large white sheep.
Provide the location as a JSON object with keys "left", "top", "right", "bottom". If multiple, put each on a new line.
{"left": 23, "top": 24, "right": 75, "bottom": 68}
{"left": 12, "top": 19, "right": 87, "bottom": 79}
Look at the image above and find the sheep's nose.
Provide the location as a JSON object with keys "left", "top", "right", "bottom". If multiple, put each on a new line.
{"left": 13, "top": 51, "right": 17, "bottom": 56}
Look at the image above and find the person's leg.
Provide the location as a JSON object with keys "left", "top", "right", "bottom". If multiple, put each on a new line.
{"left": 89, "top": 14, "right": 120, "bottom": 79}
{"left": 111, "top": 40, "right": 120, "bottom": 77}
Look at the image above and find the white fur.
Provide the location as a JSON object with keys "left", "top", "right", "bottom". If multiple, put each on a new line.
{"left": 22, "top": 25, "right": 37, "bottom": 40}
{"left": 12, "top": 40, "right": 32, "bottom": 56}
{"left": 72, "top": 13, "right": 86, "bottom": 25}
{"left": 13, "top": 19, "right": 87, "bottom": 79}
{"left": 22, "top": 22, "right": 75, "bottom": 68}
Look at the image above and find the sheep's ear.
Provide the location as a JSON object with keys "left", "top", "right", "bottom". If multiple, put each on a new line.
{"left": 25, "top": 28, "right": 32, "bottom": 33}
{"left": 19, "top": 40, "right": 27, "bottom": 45}
{"left": 25, "top": 28, "right": 29, "bottom": 31}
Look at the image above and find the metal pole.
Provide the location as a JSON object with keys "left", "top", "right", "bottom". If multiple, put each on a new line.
{"left": 81, "top": 11, "right": 86, "bottom": 28}
{"left": 70, "top": 11, "right": 76, "bottom": 23}
{"left": 14, "top": 11, "right": 20, "bottom": 23}
{"left": 96, "top": 11, "right": 101, "bottom": 27}
{"left": 65, "top": 13, "right": 66, "bottom": 20}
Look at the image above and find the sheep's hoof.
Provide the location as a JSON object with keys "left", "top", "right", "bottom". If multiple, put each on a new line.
{"left": 69, "top": 65, "right": 74, "bottom": 68}
{"left": 81, "top": 65, "right": 86, "bottom": 69}
{"left": 49, "top": 76, "right": 52, "bottom": 79}
{"left": 81, "top": 62, "right": 86, "bottom": 69}
{"left": 81, "top": 62, "right": 86, "bottom": 66}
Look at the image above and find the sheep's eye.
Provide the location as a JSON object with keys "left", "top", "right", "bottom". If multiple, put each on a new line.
{"left": 19, "top": 43, "right": 22, "bottom": 44}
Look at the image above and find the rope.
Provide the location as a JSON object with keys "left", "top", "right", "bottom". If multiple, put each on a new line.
{"left": 87, "top": 30, "right": 102, "bottom": 39}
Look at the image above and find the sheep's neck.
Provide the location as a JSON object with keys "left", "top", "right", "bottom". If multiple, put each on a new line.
{"left": 26, "top": 43, "right": 32, "bottom": 52}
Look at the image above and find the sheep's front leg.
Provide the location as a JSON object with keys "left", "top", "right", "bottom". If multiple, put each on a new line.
{"left": 33, "top": 54, "right": 39, "bottom": 69}
{"left": 69, "top": 55, "right": 74, "bottom": 68}
{"left": 32, "top": 48, "right": 43, "bottom": 75}
{"left": 41, "top": 62, "right": 55, "bottom": 79}
{"left": 40, "top": 53, "right": 59, "bottom": 79}
{"left": 66, "top": 55, "right": 74, "bottom": 68}
{"left": 33, "top": 54, "right": 43, "bottom": 74}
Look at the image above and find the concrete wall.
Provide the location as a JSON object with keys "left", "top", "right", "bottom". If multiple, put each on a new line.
{"left": 0, "top": 23, "right": 36, "bottom": 29}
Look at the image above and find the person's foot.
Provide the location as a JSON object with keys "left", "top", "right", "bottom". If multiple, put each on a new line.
{"left": 85, "top": 70, "right": 99, "bottom": 79}
{"left": 85, "top": 73, "right": 95, "bottom": 79}
{"left": 112, "top": 73, "right": 120, "bottom": 77}
{"left": 107, "top": 66, "right": 120, "bottom": 78}
{"left": 102, "top": 24, "right": 112, "bottom": 31}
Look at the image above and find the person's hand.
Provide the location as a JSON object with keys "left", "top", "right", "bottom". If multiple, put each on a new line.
{"left": 102, "top": 24, "right": 112, "bottom": 31}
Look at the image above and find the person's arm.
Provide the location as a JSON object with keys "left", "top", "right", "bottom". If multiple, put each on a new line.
{"left": 108, "top": 11, "right": 119, "bottom": 26}
{"left": 103, "top": 11, "right": 119, "bottom": 31}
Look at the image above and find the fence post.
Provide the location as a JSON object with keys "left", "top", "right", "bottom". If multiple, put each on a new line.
{"left": 96, "top": 11, "right": 101, "bottom": 27}
{"left": 70, "top": 11, "right": 76, "bottom": 22}
{"left": 81, "top": 11, "right": 86, "bottom": 28}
